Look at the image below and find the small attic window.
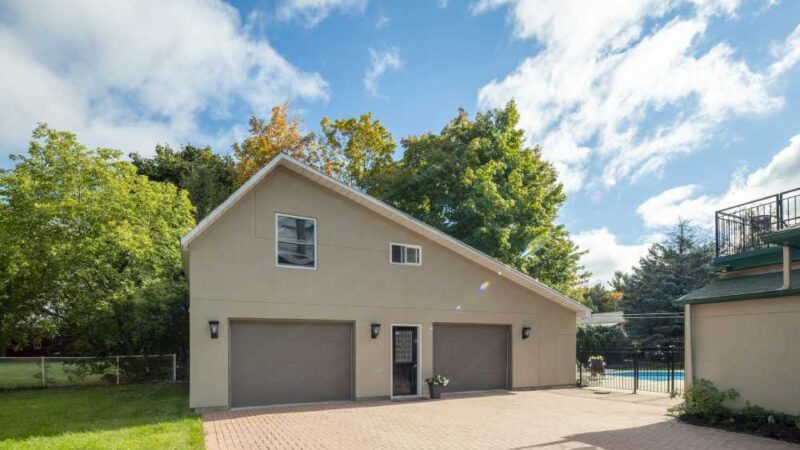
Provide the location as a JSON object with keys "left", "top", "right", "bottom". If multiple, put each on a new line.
{"left": 390, "top": 243, "right": 421, "bottom": 266}
{"left": 276, "top": 213, "right": 317, "bottom": 269}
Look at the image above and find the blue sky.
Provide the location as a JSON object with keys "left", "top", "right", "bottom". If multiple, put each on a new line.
{"left": 1, "top": 0, "right": 799, "bottom": 283}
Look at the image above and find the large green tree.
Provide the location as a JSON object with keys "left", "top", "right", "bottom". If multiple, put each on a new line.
{"left": 375, "top": 102, "right": 587, "bottom": 296}
{"left": 621, "top": 221, "right": 713, "bottom": 347}
{"left": 0, "top": 125, "right": 195, "bottom": 355}
{"left": 131, "top": 144, "right": 236, "bottom": 221}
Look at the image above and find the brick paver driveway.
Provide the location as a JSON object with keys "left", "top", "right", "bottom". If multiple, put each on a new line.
{"left": 203, "top": 389, "right": 797, "bottom": 450}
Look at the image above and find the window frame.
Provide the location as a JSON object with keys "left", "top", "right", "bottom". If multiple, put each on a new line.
{"left": 389, "top": 242, "right": 422, "bottom": 266}
{"left": 275, "top": 213, "right": 318, "bottom": 270}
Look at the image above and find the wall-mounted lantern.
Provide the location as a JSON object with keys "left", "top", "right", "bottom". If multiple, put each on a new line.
{"left": 209, "top": 320, "right": 220, "bottom": 339}
{"left": 522, "top": 326, "right": 532, "bottom": 340}
{"left": 371, "top": 323, "right": 381, "bottom": 339}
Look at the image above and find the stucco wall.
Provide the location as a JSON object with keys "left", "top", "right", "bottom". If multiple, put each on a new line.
{"left": 690, "top": 295, "right": 800, "bottom": 414}
{"left": 189, "top": 167, "right": 578, "bottom": 409}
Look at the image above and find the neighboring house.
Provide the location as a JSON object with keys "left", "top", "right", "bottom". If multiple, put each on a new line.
{"left": 675, "top": 188, "right": 800, "bottom": 415}
{"left": 181, "top": 154, "right": 591, "bottom": 410}
{"left": 578, "top": 311, "right": 625, "bottom": 328}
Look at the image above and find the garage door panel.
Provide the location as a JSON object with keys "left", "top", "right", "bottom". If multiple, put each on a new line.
{"left": 433, "top": 324, "right": 510, "bottom": 393}
{"left": 230, "top": 321, "right": 353, "bottom": 407}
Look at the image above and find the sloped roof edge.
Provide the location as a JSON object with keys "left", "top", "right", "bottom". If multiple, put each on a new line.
{"left": 180, "top": 154, "right": 591, "bottom": 316}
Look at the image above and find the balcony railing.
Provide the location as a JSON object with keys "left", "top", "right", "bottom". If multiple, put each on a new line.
{"left": 716, "top": 188, "right": 800, "bottom": 258}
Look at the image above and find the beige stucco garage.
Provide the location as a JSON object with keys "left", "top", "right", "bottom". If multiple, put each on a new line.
{"left": 182, "top": 154, "right": 590, "bottom": 410}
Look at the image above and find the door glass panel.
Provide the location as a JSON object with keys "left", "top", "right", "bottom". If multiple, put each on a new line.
{"left": 394, "top": 330, "right": 413, "bottom": 363}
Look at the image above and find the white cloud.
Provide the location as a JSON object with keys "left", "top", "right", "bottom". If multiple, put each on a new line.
{"left": 375, "top": 12, "right": 391, "bottom": 29}
{"left": 637, "top": 134, "right": 800, "bottom": 229}
{"left": 363, "top": 48, "right": 402, "bottom": 98}
{"left": 0, "top": 0, "right": 329, "bottom": 159}
{"left": 475, "top": 0, "right": 796, "bottom": 192}
{"left": 573, "top": 228, "right": 657, "bottom": 285}
{"left": 277, "top": 0, "right": 368, "bottom": 27}
{"left": 769, "top": 24, "right": 800, "bottom": 77}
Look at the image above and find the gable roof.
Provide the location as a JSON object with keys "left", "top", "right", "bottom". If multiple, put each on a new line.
{"left": 181, "top": 154, "right": 591, "bottom": 316}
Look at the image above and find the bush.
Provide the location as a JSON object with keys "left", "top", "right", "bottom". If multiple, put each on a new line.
{"left": 669, "top": 378, "right": 739, "bottom": 419}
{"left": 670, "top": 379, "right": 800, "bottom": 443}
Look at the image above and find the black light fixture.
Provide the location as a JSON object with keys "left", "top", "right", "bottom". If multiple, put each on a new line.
{"left": 371, "top": 323, "right": 381, "bottom": 339}
{"left": 522, "top": 326, "right": 532, "bottom": 340}
{"left": 209, "top": 320, "right": 220, "bottom": 339}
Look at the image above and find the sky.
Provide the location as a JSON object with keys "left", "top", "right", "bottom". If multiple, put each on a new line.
{"left": 1, "top": 0, "right": 800, "bottom": 284}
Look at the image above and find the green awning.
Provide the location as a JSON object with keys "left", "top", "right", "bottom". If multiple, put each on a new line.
{"left": 673, "top": 269, "right": 800, "bottom": 306}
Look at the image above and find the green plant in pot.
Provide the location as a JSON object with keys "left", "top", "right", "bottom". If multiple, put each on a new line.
{"left": 426, "top": 374, "right": 449, "bottom": 399}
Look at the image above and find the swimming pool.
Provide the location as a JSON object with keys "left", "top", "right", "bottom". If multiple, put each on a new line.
{"left": 609, "top": 369, "right": 684, "bottom": 381}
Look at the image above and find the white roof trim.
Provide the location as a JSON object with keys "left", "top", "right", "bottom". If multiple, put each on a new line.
{"left": 181, "top": 154, "right": 591, "bottom": 316}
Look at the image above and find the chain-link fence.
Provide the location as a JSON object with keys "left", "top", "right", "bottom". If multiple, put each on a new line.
{"left": 0, "top": 355, "right": 176, "bottom": 390}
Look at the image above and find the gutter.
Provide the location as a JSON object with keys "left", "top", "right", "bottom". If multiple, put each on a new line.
{"left": 673, "top": 286, "right": 800, "bottom": 306}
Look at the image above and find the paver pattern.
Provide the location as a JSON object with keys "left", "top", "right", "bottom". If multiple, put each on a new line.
{"left": 203, "top": 388, "right": 797, "bottom": 450}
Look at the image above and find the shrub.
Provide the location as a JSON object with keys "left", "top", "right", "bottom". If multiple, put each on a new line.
{"left": 669, "top": 379, "right": 739, "bottom": 419}
{"left": 670, "top": 379, "right": 800, "bottom": 444}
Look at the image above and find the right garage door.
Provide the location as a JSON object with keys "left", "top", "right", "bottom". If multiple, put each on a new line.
{"left": 433, "top": 323, "right": 510, "bottom": 393}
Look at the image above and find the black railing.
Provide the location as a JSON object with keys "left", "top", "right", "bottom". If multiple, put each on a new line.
{"left": 576, "top": 346, "right": 684, "bottom": 395}
{"left": 716, "top": 188, "right": 800, "bottom": 258}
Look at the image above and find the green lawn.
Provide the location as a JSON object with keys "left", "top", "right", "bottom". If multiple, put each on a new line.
{"left": 0, "top": 384, "right": 204, "bottom": 449}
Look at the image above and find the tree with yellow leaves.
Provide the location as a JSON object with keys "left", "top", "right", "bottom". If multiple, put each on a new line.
{"left": 232, "top": 103, "right": 315, "bottom": 186}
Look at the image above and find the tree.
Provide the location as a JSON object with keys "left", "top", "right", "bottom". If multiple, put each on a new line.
{"left": 318, "top": 113, "right": 396, "bottom": 193}
{"left": 582, "top": 282, "right": 625, "bottom": 313}
{"left": 232, "top": 103, "right": 317, "bottom": 185}
{"left": 131, "top": 144, "right": 236, "bottom": 221}
{"left": 621, "top": 221, "right": 713, "bottom": 347}
{"left": 376, "top": 101, "right": 587, "bottom": 296}
{"left": 577, "top": 326, "right": 631, "bottom": 353}
{"left": 232, "top": 104, "right": 397, "bottom": 192}
{"left": 0, "top": 124, "right": 195, "bottom": 356}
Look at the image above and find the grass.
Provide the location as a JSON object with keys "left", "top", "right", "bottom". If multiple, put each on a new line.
{"left": 0, "top": 384, "right": 204, "bottom": 449}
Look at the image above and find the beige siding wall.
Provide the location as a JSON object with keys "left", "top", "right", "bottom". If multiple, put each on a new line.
{"left": 189, "top": 167, "right": 577, "bottom": 409}
{"left": 691, "top": 296, "right": 800, "bottom": 414}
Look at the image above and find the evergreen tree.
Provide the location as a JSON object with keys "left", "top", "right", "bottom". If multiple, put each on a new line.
{"left": 621, "top": 221, "right": 713, "bottom": 346}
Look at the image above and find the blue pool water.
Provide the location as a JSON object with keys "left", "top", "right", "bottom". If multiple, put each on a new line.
{"left": 610, "top": 369, "right": 684, "bottom": 381}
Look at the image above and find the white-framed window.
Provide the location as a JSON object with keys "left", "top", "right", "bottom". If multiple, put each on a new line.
{"left": 390, "top": 243, "right": 422, "bottom": 266}
{"left": 276, "top": 213, "right": 317, "bottom": 269}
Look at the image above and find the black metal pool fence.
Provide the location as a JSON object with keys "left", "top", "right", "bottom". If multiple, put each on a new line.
{"left": 577, "top": 346, "right": 684, "bottom": 395}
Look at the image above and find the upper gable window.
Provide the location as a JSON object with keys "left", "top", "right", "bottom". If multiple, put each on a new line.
{"left": 390, "top": 243, "right": 421, "bottom": 266}
{"left": 276, "top": 214, "right": 316, "bottom": 269}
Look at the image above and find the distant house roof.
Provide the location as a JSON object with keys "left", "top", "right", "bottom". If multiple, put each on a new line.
{"left": 579, "top": 311, "right": 626, "bottom": 327}
{"left": 673, "top": 269, "right": 800, "bottom": 306}
{"left": 180, "top": 154, "right": 592, "bottom": 316}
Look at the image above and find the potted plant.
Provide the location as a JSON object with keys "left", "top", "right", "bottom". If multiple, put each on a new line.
{"left": 588, "top": 355, "right": 606, "bottom": 377}
{"left": 425, "top": 374, "right": 449, "bottom": 399}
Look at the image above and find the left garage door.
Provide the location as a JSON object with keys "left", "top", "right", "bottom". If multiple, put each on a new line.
{"left": 230, "top": 320, "right": 353, "bottom": 408}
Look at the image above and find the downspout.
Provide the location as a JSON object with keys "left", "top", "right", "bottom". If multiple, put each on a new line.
{"left": 684, "top": 304, "right": 693, "bottom": 390}
{"left": 781, "top": 245, "right": 791, "bottom": 290}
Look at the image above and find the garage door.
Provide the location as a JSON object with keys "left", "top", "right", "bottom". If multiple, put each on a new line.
{"left": 433, "top": 324, "right": 510, "bottom": 393}
{"left": 230, "top": 321, "right": 353, "bottom": 408}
